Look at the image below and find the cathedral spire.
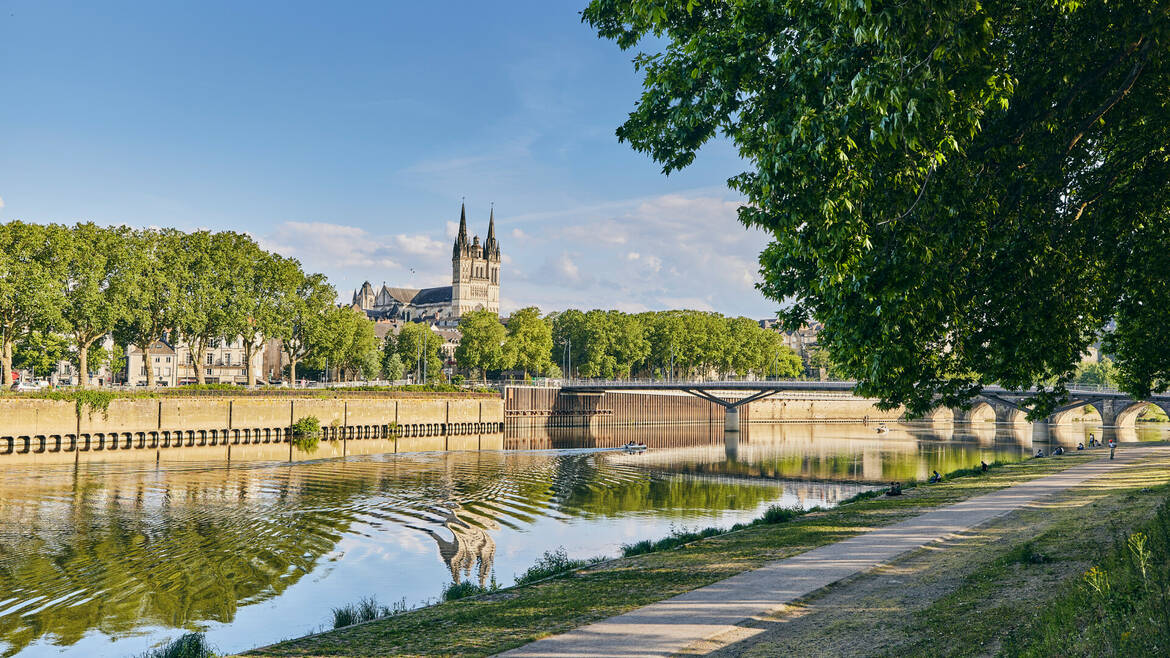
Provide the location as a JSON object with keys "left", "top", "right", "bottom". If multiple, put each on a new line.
{"left": 484, "top": 203, "right": 499, "bottom": 259}
{"left": 453, "top": 200, "right": 469, "bottom": 258}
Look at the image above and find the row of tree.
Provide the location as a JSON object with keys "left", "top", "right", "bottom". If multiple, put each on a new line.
{"left": 456, "top": 308, "right": 804, "bottom": 380}
{"left": 0, "top": 220, "right": 355, "bottom": 387}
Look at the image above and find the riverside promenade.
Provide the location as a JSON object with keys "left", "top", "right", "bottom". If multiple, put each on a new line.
{"left": 502, "top": 446, "right": 1170, "bottom": 657}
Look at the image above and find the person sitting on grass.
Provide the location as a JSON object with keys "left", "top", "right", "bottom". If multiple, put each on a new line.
{"left": 980, "top": 460, "right": 989, "bottom": 473}
{"left": 928, "top": 470, "right": 942, "bottom": 484}
{"left": 886, "top": 481, "right": 902, "bottom": 496}
{"left": 1036, "top": 449, "right": 1045, "bottom": 458}
{"left": 1077, "top": 442, "right": 1085, "bottom": 451}
{"left": 1053, "top": 446, "right": 1065, "bottom": 455}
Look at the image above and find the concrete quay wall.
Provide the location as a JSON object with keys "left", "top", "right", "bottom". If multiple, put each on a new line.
{"left": 0, "top": 395, "right": 504, "bottom": 464}
{"left": 504, "top": 386, "right": 905, "bottom": 429}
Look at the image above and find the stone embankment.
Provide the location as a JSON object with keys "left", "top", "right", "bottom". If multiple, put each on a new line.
{"left": 0, "top": 392, "right": 503, "bottom": 464}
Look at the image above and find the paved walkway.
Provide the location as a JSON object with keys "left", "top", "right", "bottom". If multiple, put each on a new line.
{"left": 501, "top": 447, "right": 1169, "bottom": 658}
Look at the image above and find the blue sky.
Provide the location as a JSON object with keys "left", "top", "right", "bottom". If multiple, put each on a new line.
{"left": 0, "top": 1, "right": 778, "bottom": 317}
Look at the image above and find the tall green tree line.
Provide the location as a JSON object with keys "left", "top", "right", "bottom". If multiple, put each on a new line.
{"left": 0, "top": 220, "right": 355, "bottom": 387}
{"left": 456, "top": 307, "right": 801, "bottom": 380}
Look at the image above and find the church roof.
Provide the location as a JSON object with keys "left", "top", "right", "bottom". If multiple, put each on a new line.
{"left": 377, "top": 285, "right": 452, "bottom": 306}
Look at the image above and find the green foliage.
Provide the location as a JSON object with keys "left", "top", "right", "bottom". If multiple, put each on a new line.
{"left": 331, "top": 595, "right": 403, "bottom": 629}
{"left": 1004, "top": 496, "right": 1170, "bottom": 655}
{"left": 551, "top": 308, "right": 802, "bottom": 378}
{"left": 514, "top": 547, "right": 605, "bottom": 586}
{"left": 759, "top": 505, "right": 801, "bottom": 525}
{"left": 441, "top": 580, "right": 494, "bottom": 601}
{"left": 13, "top": 330, "right": 70, "bottom": 378}
{"left": 396, "top": 323, "right": 444, "bottom": 383}
{"left": 290, "top": 415, "right": 322, "bottom": 452}
{"left": 585, "top": 1, "right": 1170, "bottom": 416}
{"left": 504, "top": 307, "right": 555, "bottom": 377}
{"left": 138, "top": 632, "right": 216, "bottom": 658}
{"left": 382, "top": 352, "right": 405, "bottom": 381}
{"left": 1073, "top": 357, "right": 1121, "bottom": 389}
{"left": 306, "top": 306, "right": 381, "bottom": 381}
{"left": 456, "top": 310, "right": 508, "bottom": 380}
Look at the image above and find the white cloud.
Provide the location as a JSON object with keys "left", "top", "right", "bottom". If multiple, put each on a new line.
{"left": 394, "top": 233, "right": 445, "bottom": 256}
{"left": 445, "top": 221, "right": 459, "bottom": 238}
{"left": 497, "top": 189, "right": 773, "bottom": 316}
{"left": 511, "top": 227, "right": 528, "bottom": 240}
{"left": 0, "top": 195, "right": 5, "bottom": 210}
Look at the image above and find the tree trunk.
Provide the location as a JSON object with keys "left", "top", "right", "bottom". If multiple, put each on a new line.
{"left": 142, "top": 342, "right": 155, "bottom": 388}
{"left": 244, "top": 342, "right": 257, "bottom": 388}
{"left": 77, "top": 334, "right": 97, "bottom": 388}
{"left": 289, "top": 356, "right": 298, "bottom": 388}
{"left": 1, "top": 338, "right": 12, "bottom": 387}
{"left": 193, "top": 339, "right": 207, "bottom": 385}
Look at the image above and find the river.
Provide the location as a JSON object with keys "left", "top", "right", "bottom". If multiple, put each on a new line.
{"left": 0, "top": 420, "right": 1164, "bottom": 656}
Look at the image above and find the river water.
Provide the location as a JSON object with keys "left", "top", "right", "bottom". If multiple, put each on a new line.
{"left": 0, "top": 421, "right": 1164, "bottom": 656}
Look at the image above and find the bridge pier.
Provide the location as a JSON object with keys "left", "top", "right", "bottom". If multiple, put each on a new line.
{"left": 724, "top": 407, "right": 740, "bottom": 433}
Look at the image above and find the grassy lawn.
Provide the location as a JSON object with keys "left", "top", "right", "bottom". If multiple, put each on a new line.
{"left": 245, "top": 453, "right": 1099, "bottom": 657}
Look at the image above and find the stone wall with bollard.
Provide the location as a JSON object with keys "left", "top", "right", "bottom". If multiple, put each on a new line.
{"left": 0, "top": 394, "right": 504, "bottom": 464}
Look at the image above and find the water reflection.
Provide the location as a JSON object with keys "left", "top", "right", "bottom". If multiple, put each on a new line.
{"left": 0, "top": 421, "right": 1166, "bottom": 656}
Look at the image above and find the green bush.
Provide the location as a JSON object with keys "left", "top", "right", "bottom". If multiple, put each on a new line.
{"left": 442, "top": 581, "right": 492, "bottom": 601}
{"left": 139, "top": 632, "right": 216, "bottom": 658}
{"left": 514, "top": 548, "right": 605, "bottom": 586}
{"left": 759, "top": 505, "right": 801, "bottom": 525}
{"left": 290, "top": 415, "right": 321, "bottom": 452}
{"left": 330, "top": 595, "right": 404, "bottom": 629}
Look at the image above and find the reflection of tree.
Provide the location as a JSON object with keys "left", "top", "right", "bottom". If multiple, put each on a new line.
{"left": 412, "top": 505, "right": 497, "bottom": 586}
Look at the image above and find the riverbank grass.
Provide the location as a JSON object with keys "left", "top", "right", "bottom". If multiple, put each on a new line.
{"left": 247, "top": 453, "right": 1098, "bottom": 657}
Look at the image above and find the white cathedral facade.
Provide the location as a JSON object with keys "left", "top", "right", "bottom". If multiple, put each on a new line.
{"left": 351, "top": 203, "right": 501, "bottom": 323}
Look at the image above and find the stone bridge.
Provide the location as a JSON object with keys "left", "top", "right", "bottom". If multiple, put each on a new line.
{"left": 946, "top": 387, "right": 1170, "bottom": 428}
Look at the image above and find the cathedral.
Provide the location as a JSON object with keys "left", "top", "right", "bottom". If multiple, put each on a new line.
{"left": 351, "top": 203, "right": 501, "bottom": 323}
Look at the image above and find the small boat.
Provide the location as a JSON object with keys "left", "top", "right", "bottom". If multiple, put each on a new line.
{"left": 875, "top": 424, "right": 889, "bottom": 434}
{"left": 621, "top": 442, "right": 648, "bottom": 452}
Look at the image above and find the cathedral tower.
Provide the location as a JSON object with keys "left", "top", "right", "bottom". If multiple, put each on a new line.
{"left": 451, "top": 203, "right": 501, "bottom": 316}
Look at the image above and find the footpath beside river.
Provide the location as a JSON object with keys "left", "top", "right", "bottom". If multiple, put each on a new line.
{"left": 247, "top": 444, "right": 1170, "bottom": 657}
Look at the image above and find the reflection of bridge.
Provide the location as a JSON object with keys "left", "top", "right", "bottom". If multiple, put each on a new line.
{"left": 559, "top": 381, "right": 1170, "bottom": 432}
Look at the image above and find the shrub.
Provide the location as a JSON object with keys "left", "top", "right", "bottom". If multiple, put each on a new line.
{"left": 330, "top": 595, "right": 403, "bottom": 629}
{"left": 442, "top": 580, "right": 491, "bottom": 601}
{"left": 759, "top": 505, "right": 801, "bottom": 525}
{"left": 290, "top": 415, "right": 321, "bottom": 452}
{"left": 514, "top": 547, "right": 605, "bottom": 585}
{"left": 139, "top": 632, "right": 215, "bottom": 658}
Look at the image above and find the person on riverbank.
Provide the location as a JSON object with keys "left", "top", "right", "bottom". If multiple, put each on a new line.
{"left": 1035, "top": 449, "right": 1045, "bottom": 458}
{"left": 1089, "top": 433, "right": 1097, "bottom": 447}
{"left": 980, "top": 461, "right": 989, "bottom": 473}
{"left": 1110, "top": 441, "right": 1116, "bottom": 460}
{"left": 886, "top": 481, "right": 902, "bottom": 496}
{"left": 929, "top": 470, "right": 941, "bottom": 484}
{"left": 1053, "top": 446, "right": 1065, "bottom": 456}
{"left": 1077, "top": 442, "right": 1084, "bottom": 451}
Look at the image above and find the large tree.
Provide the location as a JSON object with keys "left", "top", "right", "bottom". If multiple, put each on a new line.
{"left": 504, "top": 307, "right": 555, "bottom": 378}
{"left": 174, "top": 231, "right": 253, "bottom": 385}
{"left": 276, "top": 269, "right": 334, "bottom": 387}
{"left": 396, "top": 322, "right": 444, "bottom": 383}
{"left": 0, "top": 222, "right": 67, "bottom": 386}
{"left": 225, "top": 247, "right": 293, "bottom": 387}
{"left": 61, "top": 223, "right": 132, "bottom": 387}
{"left": 585, "top": 1, "right": 1170, "bottom": 416}
{"left": 115, "top": 228, "right": 182, "bottom": 388}
{"left": 456, "top": 310, "right": 509, "bottom": 381}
